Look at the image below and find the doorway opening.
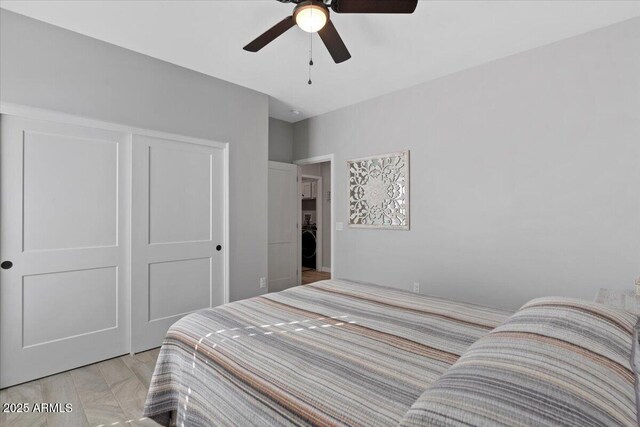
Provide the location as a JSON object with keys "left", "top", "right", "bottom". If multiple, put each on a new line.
{"left": 297, "top": 156, "right": 333, "bottom": 285}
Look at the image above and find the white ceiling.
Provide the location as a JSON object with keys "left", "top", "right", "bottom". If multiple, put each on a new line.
{"left": 1, "top": 1, "right": 639, "bottom": 122}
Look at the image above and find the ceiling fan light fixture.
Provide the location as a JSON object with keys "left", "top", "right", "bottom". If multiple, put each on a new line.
{"left": 294, "top": 1, "right": 329, "bottom": 33}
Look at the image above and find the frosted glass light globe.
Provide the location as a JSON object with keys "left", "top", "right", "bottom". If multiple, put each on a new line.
{"left": 295, "top": 4, "right": 328, "bottom": 33}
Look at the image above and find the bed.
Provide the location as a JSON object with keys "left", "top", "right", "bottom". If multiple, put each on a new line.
{"left": 143, "top": 279, "right": 639, "bottom": 427}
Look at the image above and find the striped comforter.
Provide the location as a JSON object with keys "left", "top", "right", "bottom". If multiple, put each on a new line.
{"left": 400, "top": 297, "right": 640, "bottom": 427}
{"left": 143, "top": 279, "right": 509, "bottom": 426}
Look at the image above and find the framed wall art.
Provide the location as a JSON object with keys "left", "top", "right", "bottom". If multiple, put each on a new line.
{"left": 348, "top": 150, "right": 409, "bottom": 230}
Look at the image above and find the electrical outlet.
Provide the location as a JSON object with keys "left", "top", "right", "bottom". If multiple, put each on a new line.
{"left": 259, "top": 277, "right": 267, "bottom": 289}
{"left": 412, "top": 282, "right": 420, "bottom": 293}
{"left": 635, "top": 277, "right": 640, "bottom": 296}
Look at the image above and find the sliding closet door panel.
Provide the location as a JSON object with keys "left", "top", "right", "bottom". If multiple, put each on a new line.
{"left": 22, "top": 131, "right": 118, "bottom": 251}
{"left": 0, "top": 115, "right": 130, "bottom": 388}
{"left": 22, "top": 266, "right": 118, "bottom": 347}
{"left": 148, "top": 258, "right": 211, "bottom": 321}
{"left": 132, "top": 135, "right": 224, "bottom": 352}
{"left": 149, "top": 146, "right": 212, "bottom": 244}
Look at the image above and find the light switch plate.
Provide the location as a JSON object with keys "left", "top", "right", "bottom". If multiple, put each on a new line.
{"left": 336, "top": 222, "right": 344, "bottom": 231}
{"left": 259, "top": 277, "right": 267, "bottom": 288}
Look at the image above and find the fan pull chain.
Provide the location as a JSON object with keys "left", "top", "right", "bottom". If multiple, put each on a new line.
{"left": 308, "top": 25, "right": 313, "bottom": 85}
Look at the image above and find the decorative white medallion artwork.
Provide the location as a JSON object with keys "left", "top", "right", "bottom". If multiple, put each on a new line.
{"left": 348, "top": 151, "right": 409, "bottom": 229}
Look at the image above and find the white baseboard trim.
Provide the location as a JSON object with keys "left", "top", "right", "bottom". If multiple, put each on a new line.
{"left": 321, "top": 267, "right": 332, "bottom": 273}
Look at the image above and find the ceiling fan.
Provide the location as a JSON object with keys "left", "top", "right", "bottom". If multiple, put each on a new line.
{"left": 243, "top": 0, "right": 419, "bottom": 64}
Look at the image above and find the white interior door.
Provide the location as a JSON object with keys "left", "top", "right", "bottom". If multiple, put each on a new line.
{"left": 131, "top": 134, "right": 225, "bottom": 353}
{"left": 268, "top": 162, "right": 299, "bottom": 292}
{"left": 0, "top": 115, "right": 130, "bottom": 388}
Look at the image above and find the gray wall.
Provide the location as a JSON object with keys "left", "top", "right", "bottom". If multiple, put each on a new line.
{"left": 268, "top": 117, "right": 294, "bottom": 163}
{"left": 293, "top": 18, "right": 640, "bottom": 310}
{"left": 0, "top": 10, "right": 269, "bottom": 302}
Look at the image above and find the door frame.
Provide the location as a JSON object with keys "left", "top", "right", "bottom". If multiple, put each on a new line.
{"left": 294, "top": 154, "right": 335, "bottom": 280}
{"left": 0, "top": 102, "right": 230, "bottom": 351}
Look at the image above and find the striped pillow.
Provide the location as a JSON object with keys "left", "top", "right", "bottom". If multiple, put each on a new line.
{"left": 400, "top": 297, "right": 640, "bottom": 427}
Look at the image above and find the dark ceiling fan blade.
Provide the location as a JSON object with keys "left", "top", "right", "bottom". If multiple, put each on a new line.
{"left": 243, "top": 16, "right": 295, "bottom": 52}
{"left": 318, "top": 20, "right": 351, "bottom": 63}
{"left": 331, "top": 0, "right": 418, "bottom": 14}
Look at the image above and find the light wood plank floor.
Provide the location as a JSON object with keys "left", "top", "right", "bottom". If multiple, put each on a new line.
{"left": 1, "top": 349, "right": 162, "bottom": 427}
{"left": 301, "top": 269, "right": 330, "bottom": 285}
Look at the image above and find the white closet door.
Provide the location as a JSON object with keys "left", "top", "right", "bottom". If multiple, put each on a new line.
{"left": 268, "top": 162, "right": 299, "bottom": 292}
{"left": 0, "top": 115, "right": 130, "bottom": 388}
{"left": 131, "top": 135, "right": 225, "bottom": 353}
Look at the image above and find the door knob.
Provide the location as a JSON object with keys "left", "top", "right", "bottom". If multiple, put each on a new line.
{"left": 216, "top": 245, "right": 222, "bottom": 251}
{"left": 1, "top": 261, "right": 13, "bottom": 270}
